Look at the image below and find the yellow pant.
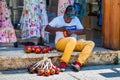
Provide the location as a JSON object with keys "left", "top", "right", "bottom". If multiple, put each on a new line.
{"left": 56, "top": 37, "right": 95, "bottom": 65}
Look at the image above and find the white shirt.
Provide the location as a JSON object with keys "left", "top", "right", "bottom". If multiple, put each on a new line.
{"left": 49, "top": 15, "right": 84, "bottom": 43}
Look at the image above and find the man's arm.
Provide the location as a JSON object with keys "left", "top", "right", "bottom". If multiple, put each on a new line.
{"left": 73, "top": 29, "right": 86, "bottom": 35}
{"left": 45, "top": 25, "right": 66, "bottom": 33}
{"left": 66, "top": 29, "right": 86, "bottom": 36}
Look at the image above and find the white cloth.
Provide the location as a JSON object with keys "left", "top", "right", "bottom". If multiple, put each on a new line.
{"left": 49, "top": 15, "right": 84, "bottom": 43}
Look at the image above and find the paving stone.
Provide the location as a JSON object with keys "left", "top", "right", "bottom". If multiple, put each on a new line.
{"left": 0, "top": 64, "right": 120, "bottom": 80}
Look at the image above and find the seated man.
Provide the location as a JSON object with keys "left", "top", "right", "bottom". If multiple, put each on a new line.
{"left": 45, "top": 5, "right": 95, "bottom": 72}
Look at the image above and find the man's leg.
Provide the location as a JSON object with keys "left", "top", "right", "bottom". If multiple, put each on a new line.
{"left": 75, "top": 39, "right": 95, "bottom": 65}
{"left": 71, "top": 39, "right": 95, "bottom": 71}
{"left": 56, "top": 37, "right": 77, "bottom": 64}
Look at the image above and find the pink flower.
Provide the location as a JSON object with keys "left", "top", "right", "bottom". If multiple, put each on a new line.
{"left": 30, "top": 30, "right": 34, "bottom": 35}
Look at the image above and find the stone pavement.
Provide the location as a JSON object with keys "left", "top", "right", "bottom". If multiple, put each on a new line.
{"left": 0, "top": 64, "right": 120, "bottom": 80}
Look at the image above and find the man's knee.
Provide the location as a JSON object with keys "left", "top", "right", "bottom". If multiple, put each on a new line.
{"left": 87, "top": 41, "right": 95, "bottom": 48}
{"left": 68, "top": 37, "right": 77, "bottom": 44}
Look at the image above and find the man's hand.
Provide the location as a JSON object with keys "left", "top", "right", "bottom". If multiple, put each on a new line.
{"left": 65, "top": 29, "right": 86, "bottom": 37}
{"left": 66, "top": 30, "right": 75, "bottom": 36}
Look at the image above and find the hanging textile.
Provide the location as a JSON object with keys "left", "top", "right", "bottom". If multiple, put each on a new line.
{"left": 57, "top": 0, "right": 74, "bottom": 16}
{"left": 40, "top": 0, "right": 49, "bottom": 43}
{"left": 9, "top": 0, "right": 18, "bottom": 9}
{"left": 75, "top": 0, "right": 87, "bottom": 21}
{"left": 20, "top": 0, "right": 48, "bottom": 41}
{"left": 98, "top": 0, "right": 102, "bottom": 26}
{"left": 0, "top": 0, "right": 17, "bottom": 43}
{"left": 9, "top": 0, "right": 23, "bottom": 25}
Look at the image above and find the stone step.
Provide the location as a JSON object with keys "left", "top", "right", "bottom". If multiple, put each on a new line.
{"left": 0, "top": 47, "right": 120, "bottom": 70}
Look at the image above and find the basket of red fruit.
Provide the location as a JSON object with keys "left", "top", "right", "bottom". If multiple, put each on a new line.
{"left": 27, "top": 58, "right": 60, "bottom": 77}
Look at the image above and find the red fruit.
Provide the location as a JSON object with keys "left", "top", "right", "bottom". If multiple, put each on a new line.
{"left": 55, "top": 68, "right": 60, "bottom": 74}
{"left": 63, "top": 31, "right": 67, "bottom": 37}
{"left": 35, "top": 47, "right": 42, "bottom": 54}
{"left": 42, "top": 47, "right": 49, "bottom": 53}
{"left": 49, "top": 46, "right": 53, "bottom": 51}
{"left": 31, "top": 46, "right": 36, "bottom": 52}
{"left": 50, "top": 68, "right": 55, "bottom": 75}
{"left": 53, "top": 66, "right": 60, "bottom": 74}
{"left": 24, "top": 46, "right": 32, "bottom": 53}
{"left": 44, "top": 69, "right": 51, "bottom": 76}
{"left": 31, "top": 46, "right": 42, "bottom": 53}
{"left": 38, "top": 68, "right": 45, "bottom": 76}
{"left": 31, "top": 47, "right": 35, "bottom": 52}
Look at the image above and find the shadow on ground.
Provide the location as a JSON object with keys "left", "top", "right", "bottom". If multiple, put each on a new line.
{"left": 0, "top": 69, "right": 27, "bottom": 74}
{"left": 99, "top": 68, "right": 120, "bottom": 78}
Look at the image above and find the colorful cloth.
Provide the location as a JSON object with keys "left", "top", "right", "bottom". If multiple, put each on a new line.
{"left": 57, "top": 0, "right": 74, "bottom": 16}
{"left": 0, "top": 0, "right": 17, "bottom": 43}
{"left": 20, "top": 0, "right": 48, "bottom": 40}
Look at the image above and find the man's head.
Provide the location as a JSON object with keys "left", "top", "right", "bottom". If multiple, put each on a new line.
{"left": 64, "top": 5, "right": 76, "bottom": 23}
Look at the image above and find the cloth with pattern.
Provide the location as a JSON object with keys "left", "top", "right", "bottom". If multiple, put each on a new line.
{"left": 0, "top": 0, "right": 17, "bottom": 43}
{"left": 20, "top": 0, "right": 48, "bottom": 41}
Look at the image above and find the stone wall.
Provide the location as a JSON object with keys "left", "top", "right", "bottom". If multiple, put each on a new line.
{"left": 0, "top": 49, "right": 119, "bottom": 70}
